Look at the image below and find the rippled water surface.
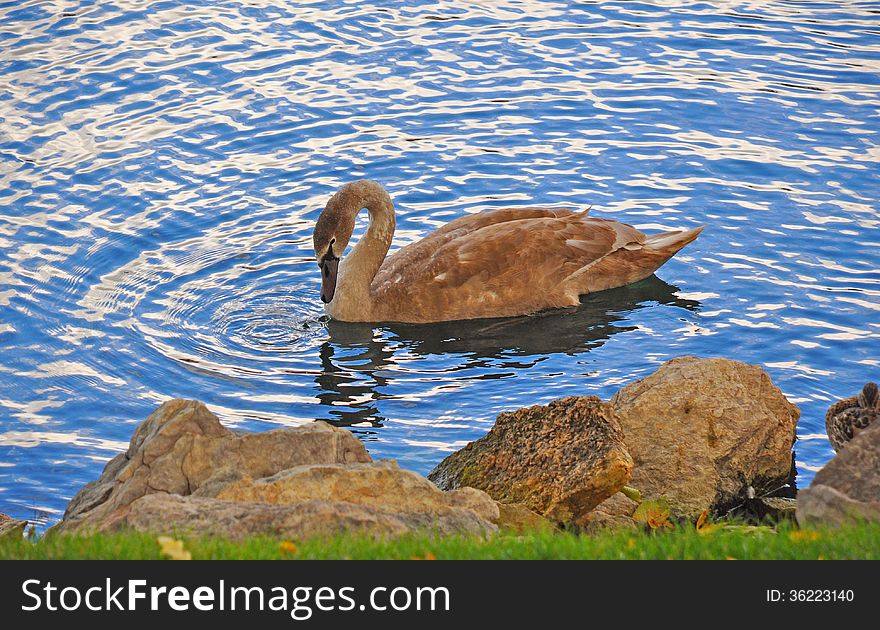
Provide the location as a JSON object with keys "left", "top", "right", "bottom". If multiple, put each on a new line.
{"left": 1, "top": 0, "right": 878, "bottom": 526}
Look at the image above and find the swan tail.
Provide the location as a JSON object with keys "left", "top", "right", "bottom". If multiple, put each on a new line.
{"left": 563, "top": 226, "right": 704, "bottom": 296}
{"left": 643, "top": 226, "right": 704, "bottom": 255}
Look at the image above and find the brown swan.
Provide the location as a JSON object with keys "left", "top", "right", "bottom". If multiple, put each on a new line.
{"left": 312, "top": 180, "right": 703, "bottom": 323}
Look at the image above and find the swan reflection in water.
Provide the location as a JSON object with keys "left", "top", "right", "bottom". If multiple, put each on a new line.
{"left": 314, "top": 275, "right": 701, "bottom": 428}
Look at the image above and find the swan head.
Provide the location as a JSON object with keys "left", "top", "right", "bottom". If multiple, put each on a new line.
{"left": 859, "top": 382, "right": 879, "bottom": 409}
{"left": 313, "top": 180, "right": 393, "bottom": 304}
{"left": 313, "top": 185, "right": 359, "bottom": 303}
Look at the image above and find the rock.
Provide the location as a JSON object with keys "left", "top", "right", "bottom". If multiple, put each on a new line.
{"left": 796, "top": 486, "right": 880, "bottom": 527}
{"left": 102, "top": 494, "right": 495, "bottom": 540}
{"left": 579, "top": 492, "right": 639, "bottom": 532}
{"left": 611, "top": 356, "right": 799, "bottom": 519}
{"left": 428, "top": 396, "right": 633, "bottom": 523}
{"left": 495, "top": 503, "right": 556, "bottom": 534}
{"left": 739, "top": 497, "right": 798, "bottom": 523}
{"left": 797, "top": 423, "right": 880, "bottom": 527}
{"left": 59, "top": 399, "right": 370, "bottom": 533}
{"left": 57, "top": 399, "right": 498, "bottom": 539}
{"left": 445, "top": 486, "right": 502, "bottom": 524}
{"left": 0, "top": 513, "right": 28, "bottom": 539}
{"left": 197, "top": 461, "right": 500, "bottom": 524}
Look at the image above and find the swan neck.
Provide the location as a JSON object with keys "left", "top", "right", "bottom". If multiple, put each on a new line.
{"left": 336, "top": 183, "right": 395, "bottom": 314}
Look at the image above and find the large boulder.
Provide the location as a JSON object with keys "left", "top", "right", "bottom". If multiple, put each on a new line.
{"left": 59, "top": 399, "right": 371, "bottom": 533}
{"left": 428, "top": 396, "right": 633, "bottom": 523}
{"left": 611, "top": 356, "right": 799, "bottom": 519}
{"left": 797, "top": 423, "right": 880, "bottom": 527}
{"left": 56, "top": 399, "right": 498, "bottom": 538}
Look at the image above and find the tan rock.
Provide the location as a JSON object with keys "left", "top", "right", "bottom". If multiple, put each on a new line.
{"left": 199, "top": 460, "right": 500, "bottom": 523}
{"left": 428, "top": 396, "right": 633, "bottom": 523}
{"left": 445, "top": 487, "right": 501, "bottom": 524}
{"left": 0, "top": 513, "right": 28, "bottom": 539}
{"left": 797, "top": 423, "right": 880, "bottom": 527}
{"left": 104, "top": 494, "right": 496, "bottom": 540}
{"left": 58, "top": 399, "right": 370, "bottom": 533}
{"left": 57, "top": 400, "right": 498, "bottom": 539}
{"left": 495, "top": 503, "right": 556, "bottom": 534}
{"left": 796, "top": 486, "right": 880, "bottom": 527}
{"left": 611, "top": 356, "right": 799, "bottom": 519}
{"left": 579, "top": 492, "right": 639, "bottom": 532}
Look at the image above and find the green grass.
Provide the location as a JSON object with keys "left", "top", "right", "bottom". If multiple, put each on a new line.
{"left": 2, "top": 522, "right": 879, "bottom": 559}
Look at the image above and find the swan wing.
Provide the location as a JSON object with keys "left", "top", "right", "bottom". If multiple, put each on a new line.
{"left": 372, "top": 212, "right": 644, "bottom": 320}
{"left": 430, "top": 216, "right": 641, "bottom": 290}
{"left": 373, "top": 206, "right": 577, "bottom": 287}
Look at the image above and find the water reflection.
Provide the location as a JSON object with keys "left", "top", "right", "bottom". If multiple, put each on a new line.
{"left": 1, "top": 0, "right": 878, "bottom": 523}
{"left": 316, "top": 275, "right": 700, "bottom": 427}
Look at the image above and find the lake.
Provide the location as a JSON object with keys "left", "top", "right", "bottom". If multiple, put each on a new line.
{"left": 1, "top": 0, "right": 878, "bottom": 528}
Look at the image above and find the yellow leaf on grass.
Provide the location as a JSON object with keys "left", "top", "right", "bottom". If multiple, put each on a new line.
{"left": 696, "top": 509, "right": 709, "bottom": 530}
{"left": 695, "top": 509, "right": 719, "bottom": 535}
{"left": 279, "top": 541, "right": 298, "bottom": 555}
{"left": 410, "top": 552, "right": 437, "bottom": 560}
{"left": 632, "top": 498, "right": 673, "bottom": 530}
{"left": 789, "top": 530, "right": 821, "bottom": 542}
{"left": 157, "top": 536, "right": 191, "bottom": 561}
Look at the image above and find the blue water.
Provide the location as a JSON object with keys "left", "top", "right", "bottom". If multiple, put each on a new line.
{"left": 1, "top": 1, "right": 878, "bottom": 527}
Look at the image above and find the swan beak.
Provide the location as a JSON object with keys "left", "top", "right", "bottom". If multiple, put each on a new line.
{"left": 319, "top": 256, "right": 339, "bottom": 303}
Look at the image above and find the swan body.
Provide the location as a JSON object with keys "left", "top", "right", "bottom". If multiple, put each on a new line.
{"left": 825, "top": 382, "right": 880, "bottom": 452}
{"left": 312, "top": 180, "right": 703, "bottom": 323}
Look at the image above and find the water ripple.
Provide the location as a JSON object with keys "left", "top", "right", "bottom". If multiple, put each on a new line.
{"left": 1, "top": 0, "right": 879, "bottom": 525}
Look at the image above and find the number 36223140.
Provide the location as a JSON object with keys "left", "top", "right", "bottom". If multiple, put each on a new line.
{"left": 766, "top": 589, "right": 854, "bottom": 602}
